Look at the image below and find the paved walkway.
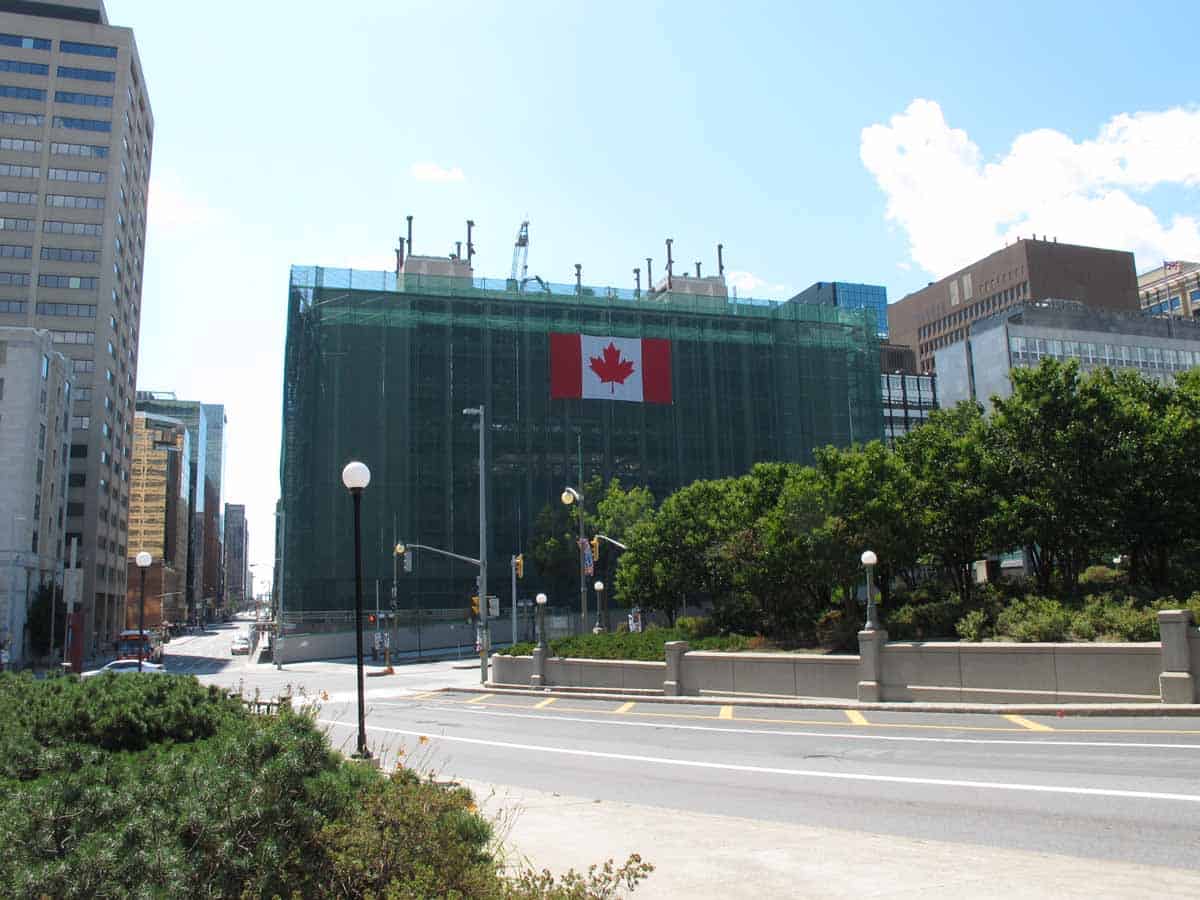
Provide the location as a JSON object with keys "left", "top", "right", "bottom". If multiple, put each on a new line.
{"left": 471, "top": 779, "right": 1200, "bottom": 898}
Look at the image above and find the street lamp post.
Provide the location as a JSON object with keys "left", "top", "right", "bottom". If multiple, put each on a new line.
{"left": 593, "top": 580, "right": 605, "bottom": 633}
{"left": 535, "top": 592, "right": 548, "bottom": 650}
{"left": 861, "top": 549, "right": 879, "bottom": 631}
{"left": 560, "top": 486, "right": 586, "bottom": 633}
{"left": 135, "top": 551, "right": 151, "bottom": 672}
{"left": 342, "top": 460, "right": 371, "bottom": 760}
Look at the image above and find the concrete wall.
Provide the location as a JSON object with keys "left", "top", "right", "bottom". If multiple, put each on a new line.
{"left": 881, "top": 641, "right": 1162, "bottom": 703}
{"left": 490, "top": 614, "right": 1200, "bottom": 705}
{"left": 278, "top": 619, "right": 513, "bottom": 665}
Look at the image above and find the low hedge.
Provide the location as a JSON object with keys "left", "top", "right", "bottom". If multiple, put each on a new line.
{"left": 501, "top": 625, "right": 752, "bottom": 660}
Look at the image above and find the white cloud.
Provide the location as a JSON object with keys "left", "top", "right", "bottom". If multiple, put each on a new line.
{"left": 726, "top": 270, "right": 790, "bottom": 298}
{"left": 410, "top": 162, "right": 466, "bottom": 183}
{"left": 860, "top": 99, "right": 1200, "bottom": 277}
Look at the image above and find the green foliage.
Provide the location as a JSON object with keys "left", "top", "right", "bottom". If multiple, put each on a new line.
{"left": 500, "top": 626, "right": 751, "bottom": 661}
{"left": 0, "top": 674, "right": 653, "bottom": 899}
{"left": 955, "top": 609, "right": 989, "bottom": 642}
{"left": 994, "top": 596, "right": 1072, "bottom": 642}
{"left": 23, "top": 583, "right": 61, "bottom": 658}
{"left": 885, "top": 597, "right": 966, "bottom": 641}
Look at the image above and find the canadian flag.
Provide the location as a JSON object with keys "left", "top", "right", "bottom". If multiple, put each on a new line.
{"left": 550, "top": 333, "right": 672, "bottom": 404}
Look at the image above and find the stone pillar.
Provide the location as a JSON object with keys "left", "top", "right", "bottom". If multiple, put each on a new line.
{"left": 857, "top": 628, "right": 888, "bottom": 702}
{"left": 1158, "top": 610, "right": 1195, "bottom": 704}
{"left": 664, "top": 640, "right": 689, "bottom": 696}
{"left": 531, "top": 646, "right": 546, "bottom": 688}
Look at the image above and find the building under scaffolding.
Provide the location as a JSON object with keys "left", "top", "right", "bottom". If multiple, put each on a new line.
{"left": 278, "top": 255, "right": 882, "bottom": 620}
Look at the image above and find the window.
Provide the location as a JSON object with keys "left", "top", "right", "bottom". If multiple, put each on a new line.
{"left": 41, "top": 246, "right": 99, "bottom": 263}
{"left": 68, "top": 472, "right": 85, "bottom": 487}
{"left": 60, "top": 41, "right": 118, "bottom": 59}
{"left": 0, "top": 111, "right": 44, "bottom": 127}
{"left": 38, "top": 274, "right": 98, "bottom": 289}
{"left": 0, "top": 34, "right": 50, "bottom": 51}
{"left": 59, "top": 58, "right": 119, "bottom": 80}
{"left": 75, "top": 386, "right": 90, "bottom": 401}
{"left": 51, "top": 116, "right": 110, "bottom": 133}
{"left": 47, "top": 168, "right": 105, "bottom": 184}
{"left": 39, "top": 302, "right": 96, "bottom": 318}
{"left": 0, "top": 137, "right": 38, "bottom": 154}
{"left": 50, "top": 141, "right": 108, "bottom": 158}
{"left": 0, "top": 85, "right": 45, "bottom": 101}
{"left": 45, "top": 194, "right": 104, "bottom": 209}
{"left": 0, "top": 243, "right": 30, "bottom": 258}
{"left": 0, "top": 162, "right": 37, "bottom": 178}
{"left": 0, "top": 216, "right": 33, "bottom": 231}
{"left": 54, "top": 90, "right": 112, "bottom": 107}
{"left": 43, "top": 220, "right": 101, "bottom": 236}
{"left": 0, "top": 299, "right": 25, "bottom": 313}
{"left": 0, "top": 59, "right": 48, "bottom": 76}
{"left": 0, "top": 190, "right": 36, "bottom": 204}
{"left": 51, "top": 330, "right": 94, "bottom": 345}
{"left": 0, "top": 272, "right": 30, "bottom": 285}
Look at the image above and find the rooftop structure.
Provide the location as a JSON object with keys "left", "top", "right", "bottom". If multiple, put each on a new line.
{"left": 1138, "top": 260, "right": 1200, "bottom": 320}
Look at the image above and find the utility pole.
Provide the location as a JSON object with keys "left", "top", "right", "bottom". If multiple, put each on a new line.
{"left": 511, "top": 554, "right": 517, "bottom": 645}
{"left": 463, "top": 404, "right": 487, "bottom": 683}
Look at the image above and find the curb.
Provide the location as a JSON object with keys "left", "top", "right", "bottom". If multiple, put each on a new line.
{"left": 456, "top": 684, "right": 1200, "bottom": 717}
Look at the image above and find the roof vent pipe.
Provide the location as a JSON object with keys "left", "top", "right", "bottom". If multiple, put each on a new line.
{"left": 695, "top": 261, "right": 702, "bottom": 277}
{"left": 665, "top": 238, "right": 674, "bottom": 290}
{"left": 466, "top": 219, "right": 476, "bottom": 268}
{"left": 646, "top": 257, "right": 653, "bottom": 292}
{"left": 717, "top": 243, "right": 725, "bottom": 277}
{"left": 633, "top": 267, "right": 641, "bottom": 296}
{"left": 455, "top": 241, "right": 462, "bottom": 259}
{"left": 575, "top": 263, "right": 582, "bottom": 294}
{"left": 406, "top": 215, "right": 413, "bottom": 255}
{"left": 396, "top": 236, "right": 405, "bottom": 274}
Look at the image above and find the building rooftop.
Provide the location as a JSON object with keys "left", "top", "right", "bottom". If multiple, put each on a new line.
{"left": 973, "top": 298, "right": 1200, "bottom": 341}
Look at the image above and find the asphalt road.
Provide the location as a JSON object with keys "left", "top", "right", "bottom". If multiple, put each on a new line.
{"left": 164, "top": 627, "right": 1200, "bottom": 872}
{"left": 320, "top": 690, "right": 1200, "bottom": 869}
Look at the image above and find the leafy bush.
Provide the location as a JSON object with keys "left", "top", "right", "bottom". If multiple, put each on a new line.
{"left": 675, "top": 616, "right": 716, "bottom": 639}
{"left": 1080, "top": 565, "right": 1121, "bottom": 588}
{"left": 955, "top": 609, "right": 989, "bottom": 642}
{"left": 814, "top": 609, "right": 858, "bottom": 651}
{"left": 885, "top": 598, "right": 965, "bottom": 640}
{"left": 0, "top": 673, "right": 653, "bottom": 898}
{"left": 500, "top": 626, "right": 750, "bottom": 661}
{"left": 994, "top": 596, "right": 1072, "bottom": 642}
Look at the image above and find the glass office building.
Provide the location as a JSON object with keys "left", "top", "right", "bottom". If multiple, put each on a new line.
{"left": 789, "top": 282, "right": 889, "bottom": 339}
{"left": 278, "top": 263, "right": 882, "bottom": 618}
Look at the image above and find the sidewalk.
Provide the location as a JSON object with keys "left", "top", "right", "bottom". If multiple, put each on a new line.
{"left": 470, "top": 780, "right": 1200, "bottom": 898}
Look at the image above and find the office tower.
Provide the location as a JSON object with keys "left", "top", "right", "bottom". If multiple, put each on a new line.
{"left": 223, "top": 502, "right": 247, "bottom": 608}
{"left": 0, "top": 326, "right": 71, "bottom": 666}
{"left": 888, "top": 237, "right": 1138, "bottom": 373}
{"left": 0, "top": 0, "right": 152, "bottom": 651}
{"left": 201, "top": 403, "right": 224, "bottom": 612}
{"left": 790, "top": 281, "right": 889, "bottom": 339}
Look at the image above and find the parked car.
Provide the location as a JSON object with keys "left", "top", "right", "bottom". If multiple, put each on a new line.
{"left": 230, "top": 635, "right": 251, "bottom": 655}
{"left": 82, "top": 659, "right": 168, "bottom": 677}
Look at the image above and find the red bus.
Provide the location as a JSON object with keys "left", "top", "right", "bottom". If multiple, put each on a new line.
{"left": 115, "top": 629, "right": 163, "bottom": 664}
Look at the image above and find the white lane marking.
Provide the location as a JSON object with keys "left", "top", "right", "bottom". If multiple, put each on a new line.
{"left": 316, "top": 719, "right": 1200, "bottom": 805}
{"left": 364, "top": 701, "right": 1200, "bottom": 752}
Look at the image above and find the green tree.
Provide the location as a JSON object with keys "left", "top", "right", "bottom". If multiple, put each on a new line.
{"left": 528, "top": 475, "right": 605, "bottom": 606}
{"left": 897, "top": 401, "right": 997, "bottom": 604}
{"left": 24, "top": 583, "right": 61, "bottom": 658}
{"left": 990, "top": 359, "right": 1117, "bottom": 595}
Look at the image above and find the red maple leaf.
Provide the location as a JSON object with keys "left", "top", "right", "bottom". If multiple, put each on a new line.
{"left": 588, "top": 342, "right": 636, "bottom": 393}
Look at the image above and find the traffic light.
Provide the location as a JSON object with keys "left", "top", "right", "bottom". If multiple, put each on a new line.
{"left": 368, "top": 614, "right": 376, "bottom": 625}
{"left": 514, "top": 553, "right": 524, "bottom": 579}
{"left": 470, "top": 595, "right": 480, "bottom": 618}
{"left": 590, "top": 536, "right": 600, "bottom": 562}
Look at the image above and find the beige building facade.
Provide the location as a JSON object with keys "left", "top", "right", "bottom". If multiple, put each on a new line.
{"left": 0, "top": 0, "right": 152, "bottom": 652}
{"left": 1139, "top": 260, "right": 1200, "bottom": 320}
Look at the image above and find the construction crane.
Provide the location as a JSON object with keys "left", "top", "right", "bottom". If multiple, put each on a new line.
{"left": 510, "top": 220, "right": 529, "bottom": 284}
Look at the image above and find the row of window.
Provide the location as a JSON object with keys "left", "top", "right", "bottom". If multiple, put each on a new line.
{"left": 0, "top": 59, "right": 47, "bottom": 76}
{"left": 55, "top": 91, "right": 112, "bottom": 108}
{"left": 58, "top": 66, "right": 114, "bottom": 83}
{"left": 0, "top": 270, "right": 29, "bottom": 285}
{"left": 49, "top": 167, "right": 104, "bottom": 183}
{"left": 0, "top": 84, "right": 44, "bottom": 101}
{"left": 0, "top": 298, "right": 23, "bottom": 312}
{"left": 0, "top": 192, "right": 105, "bottom": 210}
{"left": 0, "top": 242, "right": 30, "bottom": 257}
{"left": 42, "top": 246, "right": 99, "bottom": 262}
{"left": 51, "top": 329, "right": 93, "bottom": 345}
{"left": 0, "top": 35, "right": 118, "bottom": 58}
{"left": 53, "top": 141, "right": 107, "bottom": 158}
{"left": 40, "top": 301, "right": 95, "bottom": 318}
{"left": 0, "top": 137, "right": 37, "bottom": 152}
{"left": 0, "top": 162, "right": 36, "bottom": 177}
{"left": 1009, "top": 335, "right": 1200, "bottom": 370}
{"left": 53, "top": 115, "right": 110, "bottom": 132}
{"left": 45, "top": 219, "right": 102, "bottom": 235}
{"left": 39, "top": 273, "right": 98, "bottom": 289}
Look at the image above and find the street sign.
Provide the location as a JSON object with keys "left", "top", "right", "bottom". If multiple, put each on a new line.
{"left": 487, "top": 595, "right": 500, "bottom": 619}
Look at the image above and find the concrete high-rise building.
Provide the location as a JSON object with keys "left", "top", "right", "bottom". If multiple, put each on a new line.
{"left": 125, "top": 410, "right": 188, "bottom": 628}
{"left": 201, "top": 403, "right": 225, "bottom": 612}
{"left": 0, "top": 0, "right": 153, "bottom": 652}
{"left": 1139, "top": 261, "right": 1200, "bottom": 320}
{"left": 0, "top": 326, "right": 71, "bottom": 667}
{"left": 888, "top": 238, "right": 1139, "bottom": 374}
{"left": 223, "top": 502, "right": 247, "bottom": 608}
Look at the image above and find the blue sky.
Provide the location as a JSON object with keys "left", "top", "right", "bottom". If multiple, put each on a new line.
{"left": 109, "top": 0, "right": 1200, "bottom": 586}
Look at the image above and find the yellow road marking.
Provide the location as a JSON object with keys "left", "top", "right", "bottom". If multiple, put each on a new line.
{"left": 719, "top": 705, "right": 734, "bottom": 720}
{"left": 439, "top": 694, "right": 1200, "bottom": 735}
{"left": 534, "top": 697, "right": 557, "bottom": 709}
{"left": 845, "top": 710, "right": 869, "bottom": 726}
{"left": 1005, "top": 714, "right": 1054, "bottom": 732}
{"left": 615, "top": 702, "right": 636, "bottom": 714}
